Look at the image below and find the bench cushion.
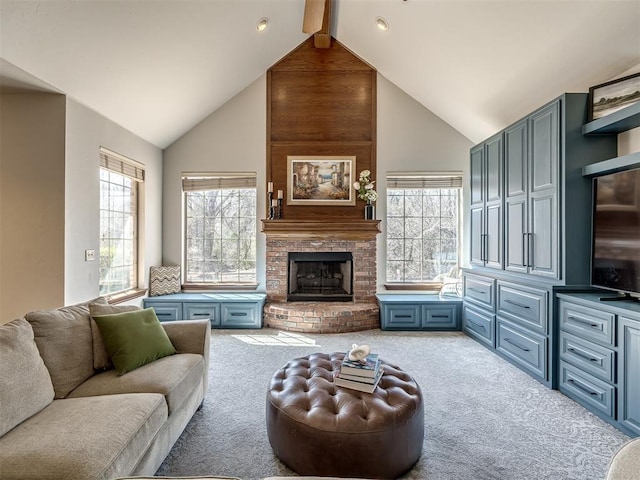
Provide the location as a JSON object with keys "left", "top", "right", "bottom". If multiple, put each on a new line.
{"left": 0, "top": 393, "right": 167, "bottom": 480}
{"left": 0, "top": 318, "right": 54, "bottom": 436}
{"left": 67, "top": 353, "right": 204, "bottom": 415}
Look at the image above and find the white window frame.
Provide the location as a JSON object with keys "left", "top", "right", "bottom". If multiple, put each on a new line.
{"left": 99, "top": 147, "right": 144, "bottom": 298}
{"left": 182, "top": 172, "right": 257, "bottom": 287}
{"left": 385, "top": 172, "right": 463, "bottom": 288}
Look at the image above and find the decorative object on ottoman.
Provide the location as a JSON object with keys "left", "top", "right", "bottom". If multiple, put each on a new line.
{"left": 149, "top": 265, "right": 181, "bottom": 296}
{"left": 347, "top": 343, "right": 371, "bottom": 361}
{"left": 266, "top": 352, "right": 424, "bottom": 479}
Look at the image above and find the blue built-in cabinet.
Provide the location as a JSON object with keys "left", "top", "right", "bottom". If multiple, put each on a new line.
{"left": 144, "top": 293, "right": 266, "bottom": 329}
{"left": 376, "top": 294, "right": 462, "bottom": 331}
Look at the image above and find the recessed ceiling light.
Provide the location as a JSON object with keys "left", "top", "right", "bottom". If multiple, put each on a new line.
{"left": 376, "top": 17, "right": 389, "bottom": 31}
{"left": 256, "top": 18, "right": 269, "bottom": 32}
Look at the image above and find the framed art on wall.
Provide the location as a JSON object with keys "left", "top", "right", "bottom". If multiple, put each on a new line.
{"left": 287, "top": 156, "right": 356, "bottom": 206}
{"left": 589, "top": 72, "right": 640, "bottom": 121}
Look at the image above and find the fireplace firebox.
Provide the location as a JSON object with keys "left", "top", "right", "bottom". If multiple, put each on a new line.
{"left": 288, "top": 252, "right": 353, "bottom": 302}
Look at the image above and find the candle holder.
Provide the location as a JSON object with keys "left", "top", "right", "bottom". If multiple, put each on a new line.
{"left": 277, "top": 198, "right": 283, "bottom": 219}
{"left": 267, "top": 192, "right": 273, "bottom": 219}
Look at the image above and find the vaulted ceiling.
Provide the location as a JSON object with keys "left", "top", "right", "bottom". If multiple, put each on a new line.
{"left": 1, "top": 0, "right": 639, "bottom": 149}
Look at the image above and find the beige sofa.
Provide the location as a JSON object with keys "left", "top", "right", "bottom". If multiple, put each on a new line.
{"left": 0, "top": 298, "right": 211, "bottom": 480}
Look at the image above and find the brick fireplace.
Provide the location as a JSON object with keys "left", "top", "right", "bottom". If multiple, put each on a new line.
{"left": 262, "top": 219, "right": 381, "bottom": 333}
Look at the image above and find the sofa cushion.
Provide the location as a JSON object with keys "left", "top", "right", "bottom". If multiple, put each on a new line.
{"left": 93, "top": 307, "right": 177, "bottom": 375}
{"left": 0, "top": 318, "right": 55, "bottom": 436}
{"left": 0, "top": 393, "right": 167, "bottom": 480}
{"left": 67, "top": 353, "right": 204, "bottom": 415}
{"left": 606, "top": 437, "right": 640, "bottom": 480}
{"left": 89, "top": 302, "right": 140, "bottom": 370}
{"left": 25, "top": 297, "right": 107, "bottom": 398}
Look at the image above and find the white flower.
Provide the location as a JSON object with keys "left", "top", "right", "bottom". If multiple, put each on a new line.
{"left": 359, "top": 170, "right": 371, "bottom": 178}
{"left": 353, "top": 181, "right": 360, "bottom": 190}
{"left": 365, "top": 182, "right": 374, "bottom": 190}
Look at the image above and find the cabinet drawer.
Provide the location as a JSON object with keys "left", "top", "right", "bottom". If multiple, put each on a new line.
{"left": 560, "top": 331, "right": 615, "bottom": 383}
{"left": 183, "top": 303, "right": 220, "bottom": 326}
{"left": 422, "top": 305, "right": 458, "bottom": 329}
{"left": 496, "top": 319, "right": 546, "bottom": 380}
{"left": 462, "top": 305, "right": 495, "bottom": 347}
{"left": 497, "top": 282, "right": 548, "bottom": 334}
{"left": 559, "top": 300, "right": 615, "bottom": 346}
{"left": 382, "top": 305, "right": 421, "bottom": 330}
{"left": 221, "top": 303, "right": 262, "bottom": 328}
{"left": 145, "top": 303, "right": 182, "bottom": 322}
{"left": 463, "top": 275, "right": 495, "bottom": 311}
{"left": 560, "top": 361, "right": 615, "bottom": 419}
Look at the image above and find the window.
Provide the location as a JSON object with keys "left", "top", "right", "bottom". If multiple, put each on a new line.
{"left": 183, "top": 173, "right": 257, "bottom": 284}
{"left": 386, "top": 172, "right": 462, "bottom": 285}
{"left": 99, "top": 148, "right": 144, "bottom": 296}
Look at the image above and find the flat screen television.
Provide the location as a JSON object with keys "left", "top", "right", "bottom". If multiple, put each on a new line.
{"left": 591, "top": 167, "right": 640, "bottom": 298}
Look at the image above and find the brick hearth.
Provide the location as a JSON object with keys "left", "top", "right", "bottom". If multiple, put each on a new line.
{"left": 262, "top": 220, "right": 381, "bottom": 333}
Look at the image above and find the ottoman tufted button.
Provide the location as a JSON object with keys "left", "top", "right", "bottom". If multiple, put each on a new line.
{"left": 266, "top": 352, "right": 424, "bottom": 479}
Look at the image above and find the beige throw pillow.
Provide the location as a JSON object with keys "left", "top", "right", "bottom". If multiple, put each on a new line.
{"left": 0, "top": 318, "right": 55, "bottom": 436}
{"left": 89, "top": 303, "right": 141, "bottom": 370}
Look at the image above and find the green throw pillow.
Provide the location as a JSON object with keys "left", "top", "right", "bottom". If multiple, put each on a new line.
{"left": 92, "top": 307, "right": 176, "bottom": 375}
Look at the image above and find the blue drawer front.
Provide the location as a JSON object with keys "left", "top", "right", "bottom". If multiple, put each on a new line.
{"left": 559, "top": 300, "right": 615, "bottom": 347}
{"left": 497, "top": 282, "right": 548, "bottom": 334}
{"left": 560, "top": 331, "right": 615, "bottom": 383}
{"left": 144, "top": 302, "right": 182, "bottom": 322}
{"left": 382, "top": 305, "right": 421, "bottom": 329}
{"left": 183, "top": 303, "right": 220, "bottom": 326}
{"left": 496, "top": 319, "right": 546, "bottom": 380}
{"left": 221, "top": 303, "right": 262, "bottom": 328}
{"left": 463, "top": 275, "right": 495, "bottom": 311}
{"left": 462, "top": 305, "right": 494, "bottom": 347}
{"left": 422, "top": 305, "right": 458, "bottom": 329}
{"left": 560, "top": 361, "right": 615, "bottom": 419}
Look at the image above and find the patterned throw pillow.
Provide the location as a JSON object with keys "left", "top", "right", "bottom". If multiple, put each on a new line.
{"left": 149, "top": 265, "right": 181, "bottom": 297}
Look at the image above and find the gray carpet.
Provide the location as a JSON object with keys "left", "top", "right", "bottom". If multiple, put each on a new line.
{"left": 156, "top": 328, "right": 630, "bottom": 480}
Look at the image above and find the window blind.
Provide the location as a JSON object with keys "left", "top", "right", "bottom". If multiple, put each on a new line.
{"left": 99, "top": 147, "right": 145, "bottom": 182}
{"left": 182, "top": 172, "right": 257, "bottom": 191}
{"left": 387, "top": 172, "right": 463, "bottom": 189}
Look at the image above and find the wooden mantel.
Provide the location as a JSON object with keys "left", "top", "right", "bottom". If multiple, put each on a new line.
{"left": 261, "top": 219, "right": 381, "bottom": 240}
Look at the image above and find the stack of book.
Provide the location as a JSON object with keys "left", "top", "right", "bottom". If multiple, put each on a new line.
{"left": 334, "top": 352, "right": 383, "bottom": 393}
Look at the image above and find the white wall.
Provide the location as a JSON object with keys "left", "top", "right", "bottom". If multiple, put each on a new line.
{"left": 162, "top": 72, "right": 473, "bottom": 291}
{"left": 64, "top": 98, "right": 163, "bottom": 305}
{"left": 0, "top": 93, "right": 66, "bottom": 323}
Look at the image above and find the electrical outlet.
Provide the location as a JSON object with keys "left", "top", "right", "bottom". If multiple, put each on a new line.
{"left": 85, "top": 249, "right": 96, "bottom": 261}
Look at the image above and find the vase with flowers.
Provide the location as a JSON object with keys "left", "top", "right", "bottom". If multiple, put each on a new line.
{"left": 353, "top": 170, "right": 378, "bottom": 220}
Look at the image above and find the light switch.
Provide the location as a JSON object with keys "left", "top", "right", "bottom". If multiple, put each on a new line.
{"left": 85, "top": 249, "right": 96, "bottom": 261}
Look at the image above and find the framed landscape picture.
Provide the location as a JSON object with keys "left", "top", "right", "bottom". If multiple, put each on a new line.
{"left": 589, "top": 72, "right": 640, "bottom": 121}
{"left": 287, "top": 156, "right": 356, "bottom": 206}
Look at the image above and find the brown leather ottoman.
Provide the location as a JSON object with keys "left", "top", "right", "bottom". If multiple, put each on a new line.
{"left": 266, "top": 352, "right": 424, "bottom": 479}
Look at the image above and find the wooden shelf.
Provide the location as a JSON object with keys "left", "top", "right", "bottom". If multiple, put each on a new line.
{"left": 261, "top": 218, "right": 381, "bottom": 240}
{"left": 583, "top": 102, "right": 640, "bottom": 135}
{"left": 582, "top": 152, "right": 640, "bottom": 177}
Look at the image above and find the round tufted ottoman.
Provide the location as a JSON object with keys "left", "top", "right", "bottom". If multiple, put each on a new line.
{"left": 266, "top": 352, "right": 424, "bottom": 479}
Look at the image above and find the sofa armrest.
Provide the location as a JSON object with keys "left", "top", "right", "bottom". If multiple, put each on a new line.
{"left": 162, "top": 320, "right": 210, "bottom": 398}
{"left": 606, "top": 437, "right": 640, "bottom": 480}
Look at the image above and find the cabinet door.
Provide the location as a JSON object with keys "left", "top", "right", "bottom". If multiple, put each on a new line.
{"left": 504, "top": 120, "right": 528, "bottom": 273}
{"left": 484, "top": 133, "right": 503, "bottom": 269}
{"left": 619, "top": 317, "right": 640, "bottom": 436}
{"left": 528, "top": 101, "right": 559, "bottom": 279}
{"left": 470, "top": 145, "right": 485, "bottom": 266}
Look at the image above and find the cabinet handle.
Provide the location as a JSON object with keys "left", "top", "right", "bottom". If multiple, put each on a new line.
{"left": 522, "top": 233, "right": 527, "bottom": 267}
{"left": 191, "top": 313, "right": 210, "bottom": 317}
{"left": 503, "top": 337, "right": 530, "bottom": 352}
{"left": 468, "top": 287, "right": 486, "bottom": 295}
{"left": 504, "top": 299, "right": 530, "bottom": 309}
{"left": 567, "top": 315, "right": 599, "bottom": 328}
{"left": 431, "top": 315, "right": 449, "bottom": 319}
{"left": 466, "top": 318, "right": 486, "bottom": 330}
{"left": 567, "top": 378, "right": 602, "bottom": 399}
{"left": 394, "top": 314, "right": 413, "bottom": 318}
{"left": 231, "top": 312, "right": 248, "bottom": 317}
{"left": 567, "top": 347, "right": 601, "bottom": 365}
{"left": 483, "top": 233, "right": 489, "bottom": 263}
{"left": 527, "top": 233, "right": 534, "bottom": 268}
